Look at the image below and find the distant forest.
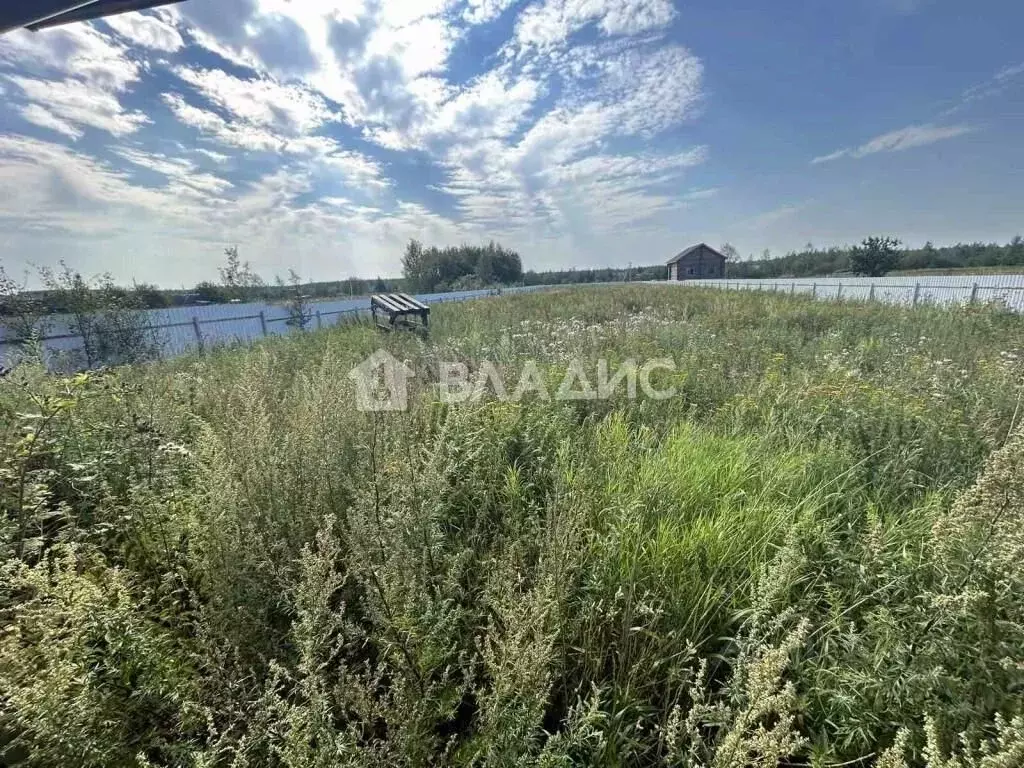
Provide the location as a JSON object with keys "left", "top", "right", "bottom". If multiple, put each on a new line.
{"left": 4, "top": 236, "right": 1023, "bottom": 316}
{"left": 400, "top": 238, "right": 667, "bottom": 291}
{"left": 727, "top": 236, "right": 1024, "bottom": 279}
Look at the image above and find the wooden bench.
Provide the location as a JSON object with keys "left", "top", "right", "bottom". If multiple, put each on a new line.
{"left": 370, "top": 293, "right": 430, "bottom": 333}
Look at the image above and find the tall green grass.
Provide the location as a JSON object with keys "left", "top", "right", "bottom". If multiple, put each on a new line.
{"left": 2, "top": 285, "right": 1024, "bottom": 766}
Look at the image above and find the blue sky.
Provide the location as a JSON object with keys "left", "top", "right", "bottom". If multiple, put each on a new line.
{"left": 0, "top": 0, "right": 1021, "bottom": 287}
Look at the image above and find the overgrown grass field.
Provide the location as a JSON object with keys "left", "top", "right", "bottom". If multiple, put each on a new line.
{"left": 3, "top": 285, "right": 1024, "bottom": 767}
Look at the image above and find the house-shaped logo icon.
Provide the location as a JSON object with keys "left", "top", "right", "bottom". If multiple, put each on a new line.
{"left": 348, "top": 349, "right": 416, "bottom": 412}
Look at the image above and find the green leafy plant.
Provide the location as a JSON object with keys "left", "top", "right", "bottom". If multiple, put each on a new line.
{"left": 849, "top": 235, "right": 903, "bottom": 277}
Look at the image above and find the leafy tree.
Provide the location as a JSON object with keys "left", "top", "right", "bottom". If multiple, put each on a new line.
{"left": 1005, "top": 235, "right": 1024, "bottom": 266}
{"left": 132, "top": 283, "right": 169, "bottom": 309}
{"left": 401, "top": 239, "right": 523, "bottom": 291}
{"left": 479, "top": 240, "right": 523, "bottom": 284}
{"left": 849, "top": 236, "right": 902, "bottom": 277}
{"left": 401, "top": 240, "right": 427, "bottom": 288}
{"left": 720, "top": 243, "right": 740, "bottom": 262}
{"left": 219, "top": 246, "right": 265, "bottom": 300}
{"left": 278, "top": 269, "right": 312, "bottom": 330}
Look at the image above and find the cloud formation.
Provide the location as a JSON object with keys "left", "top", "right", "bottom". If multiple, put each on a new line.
{"left": 0, "top": 0, "right": 717, "bottom": 283}
{"left": 102, "top": 12, "right": 184, "bottom": 52}
{"left": 952, "top": 62, "right": 1024, "bottom": 112}
{"left": 811, "top": 123, "right": 973, "bottom": 164}
{"left": 7, "top": 75, "right": 150, "bottom": 137}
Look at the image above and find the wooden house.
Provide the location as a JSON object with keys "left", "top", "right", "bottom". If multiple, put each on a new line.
{"left": 667, "top": 243, "right": 726, "bottom": 280}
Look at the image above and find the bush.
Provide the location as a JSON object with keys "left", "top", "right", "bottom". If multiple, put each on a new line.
{"left": 38, "top": 262, "right": 163, "bottom": 369}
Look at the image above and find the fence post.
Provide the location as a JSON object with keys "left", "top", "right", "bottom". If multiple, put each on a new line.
{"left": 868, "top": 283, "right": 875, "bottom": 301}
{"left": 912, "top": 282, "right": 920, "bottom": 306}
{"left": 790, "top": 282, "right": 795, "bottom": 295}
{"left": 970, "top": 283, "right": 979, "bottom": 304}
{"left": 192, "top": 316, "right": 203, "bottom": 353}
{"left": 259, "top": 311, "right": 268, "bottom": 336}
{"left": 316, "top": 310, "right": 322, "bottom": 329}
{"left": 811, "top": 282, "right": 817, "bottom": 298}
{"left": 836, "top": 283, "right": 843, "bottom": 300}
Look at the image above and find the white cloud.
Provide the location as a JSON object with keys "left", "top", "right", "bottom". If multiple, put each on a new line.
{"left": 178, "top": 173, "right": 235, "bottom": 195}
{"left": 0, "top": 25, "right": 140, "bottom": 91}
{"left": 599, "top": 0, "right": 677, "bottom": 35}
{"left": 171, "top": 0, "right": 321, "bottom": 76}
{"left": 114, "top": 147, "right": 195, "bottom": 177}
{"left": 103, "top": 12, "right": 185, "bottom": 52}
{"left": 0, "top": 0, "right": 717, "bottom": 281}
{"left": 394, "top": 69, "right": 543, "bottom": 147}
{"left": 515, "top": 0, "right": 676, "bottom": 52}
{"left": 993, "top": 62, "right": 1024, "bottom": 83}
{"left": 162, "top": 92, "right": 288, "bottom": 151}
{"left": 172, "top": 0, "right": 462, "bottom": 132}
{"left": 161, "top": 91, "right": 391, "bottom": 191}
{"left": 194, "top": 148, "right": 231, "bottom": 163}
{"left": 422, "top": 39, "right": 706, "bottom": 243}
{"left": 18, "top": 104, "right": 83, "bottom": 140}
{"left": 376, "top": 0, "right": 457, "bottom": 29}
{"left": 174, "top": 66, "right": 335, "bottom": 134}
{"left": 683, "top": 187, "right": 719, "bottom": 201}
{"left": 511, "top": 45, "right": 702, "bottom": 170}
{"left": 368, "top": 13, "right": 458, "bottom": 79}
{"left": 539, "top": 148, "right": 707, "bottom": 185}
{"left": 0, "top": 133, "right": 447, "bottom": 283}
{"left": 809, "top": 148, "right": 849, "bottom": 165}
{"left": 812, "top": 123, "right": 973, "bottom": 163}
{"left": 113, "top": 148, "right": 234, "bottom": 197}
{"left": 463, "top": 0, "right": 518, "bottom": 24}
{"left": 856, "top": 123, "right": 973, "bottom": 155}
{"left": 1, "top": 25, "right": 150, "bottom": 144}
{"left": 321, "top": 151, "right": 391, "bottom": 188}
{"left": 952, "top": 62, "right": 1024, "bottom": 112}
{"left": 7, "top": 76, "right": 150, "bottom": 136}
{"left": 0, "top": 135, "right": 202, "bottom": 233}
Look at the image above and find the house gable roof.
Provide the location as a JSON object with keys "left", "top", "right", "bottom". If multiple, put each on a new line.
{"left": 666, "top": 243, "right": 726, "bottom": 265}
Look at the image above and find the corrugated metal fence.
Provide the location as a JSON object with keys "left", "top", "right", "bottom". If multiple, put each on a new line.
{"left": 675, "top": 275, "right": 1024, "bottom": 311}
{"left": 7, "top": 275, "right": 1023, "bottom": 370}
{"left": 0, "top": 284, "right": 556, "bottom": 370}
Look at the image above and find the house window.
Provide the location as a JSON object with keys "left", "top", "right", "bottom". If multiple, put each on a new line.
{"left": 687, "top": 266, "right": 695, "bottom": 275}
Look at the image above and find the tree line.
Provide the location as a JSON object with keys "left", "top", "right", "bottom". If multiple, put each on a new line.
{"left": 727, "top": 236, "right": 1024, "bottom": 279}
{"left": 401, "top": 240, "right": 524, "bottom": 291}
{"left": 400, "top": 238, "right": 670, "bottom": 290}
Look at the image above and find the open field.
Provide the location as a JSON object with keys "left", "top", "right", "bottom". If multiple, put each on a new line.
{"left": 3, "top": 284, "right": 1024, "bottom": 766}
